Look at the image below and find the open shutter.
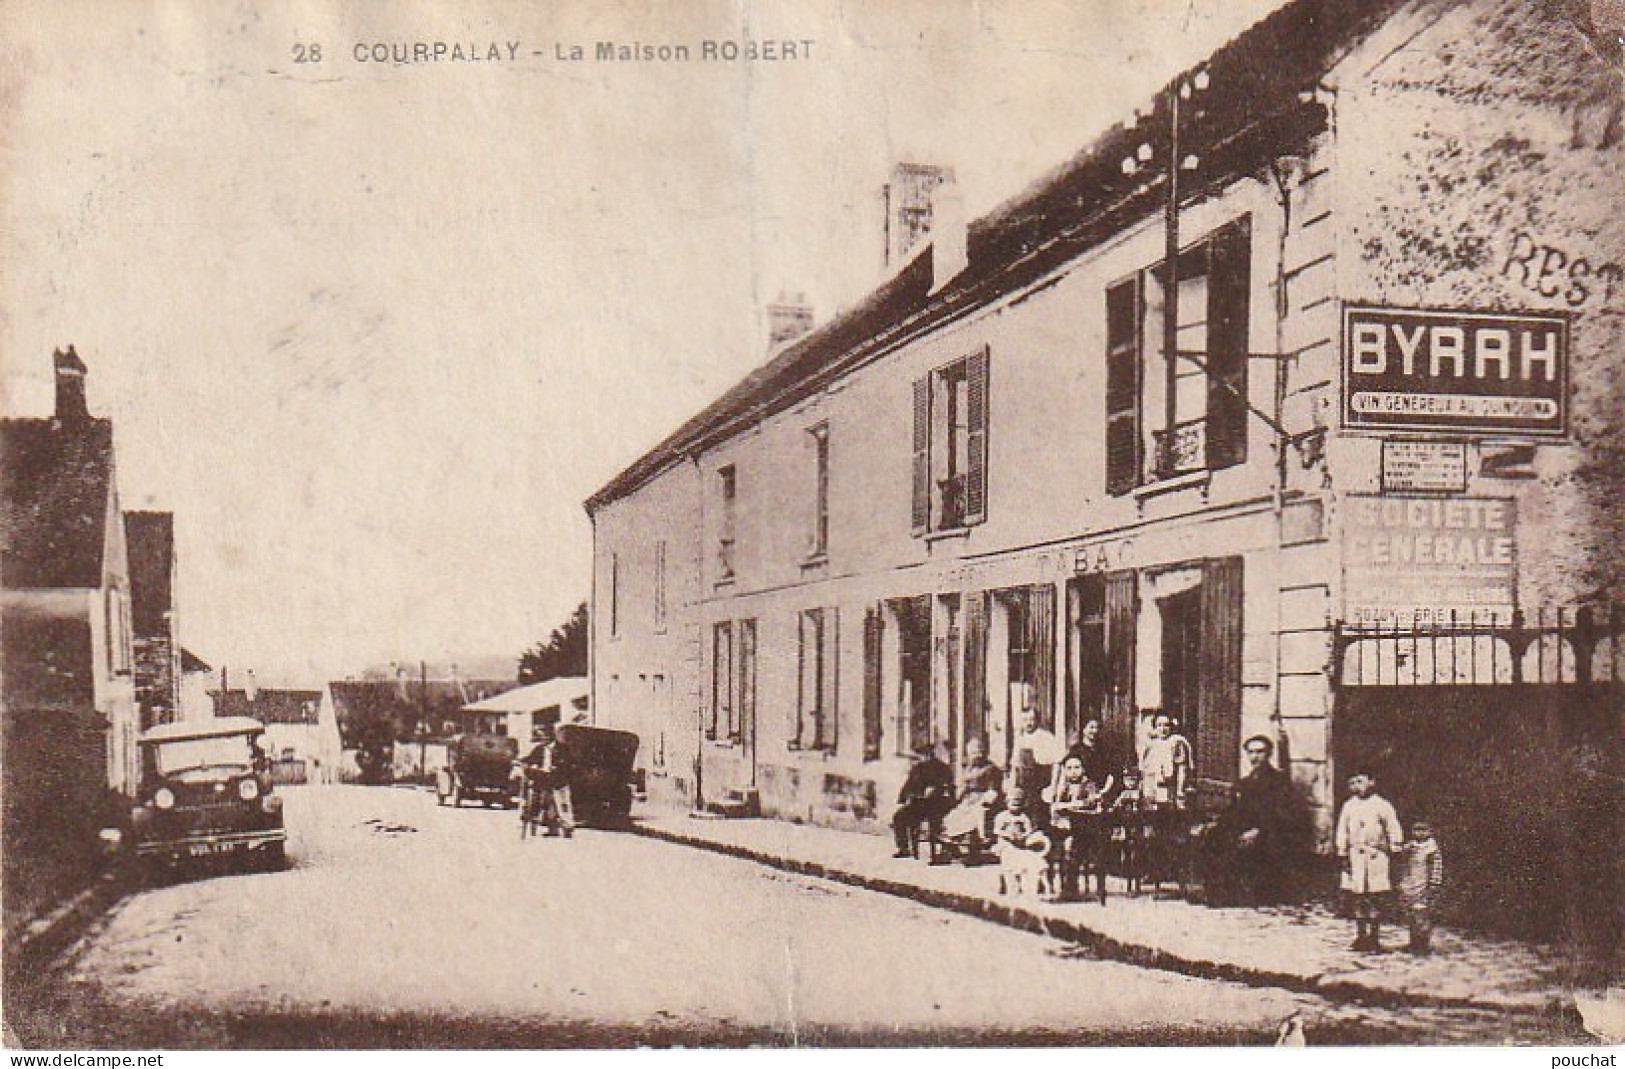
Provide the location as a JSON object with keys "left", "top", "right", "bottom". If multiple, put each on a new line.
{"left": 1027, "top": 583, "right": 1057, "bottom": 734}
{"left": 1105, "top": 277, "right": 1143, "bottom": 494}
{"left": 825, "top": 608, "right": 840, "bottom": 753}
{"left": 862, "top": 606, "right": 884, "bottom": 760}
{"left": 1206, "top": 217, "right": 1251, "bottom": 470}
{"left": 964, "top": 346, "right": 990, "bottom": 525}
{"left": 1196, "top": 557, "right": 1244, "bottom": 802}
{"left": 1103, "top": 570, "right": 1138, "bottom": 762}
{"left": 962, "top": 592, "right": 989, "bottom": 751}
{"left": 911, "top": 377, "right": 931, "bottom": 533}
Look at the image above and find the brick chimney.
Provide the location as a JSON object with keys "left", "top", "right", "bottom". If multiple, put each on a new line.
{"left": 53, "top": 345, "right": 90, "bottom": 426}
{"left": 881, "top": 162, "right": 954, "bottom": 268}
{"left": 766, "top": 292, "right": 814, "bottom": 349}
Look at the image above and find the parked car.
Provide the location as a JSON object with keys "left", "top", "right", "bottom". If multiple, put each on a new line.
{"left": 555, "top": 723, "right": 639, "bottom": 827}
{"left": 109, "top": 716, "right": 287, "bottom": 876}
{"left": 437, "top": 732, "right": 520, "bottom": 807}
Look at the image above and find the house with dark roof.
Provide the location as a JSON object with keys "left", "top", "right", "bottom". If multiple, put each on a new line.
{"left": 125, "top": 510, "right": 182, "bottom": 729}
{"left": 2, "top": 347, "right": 140, "bottom": 798}
{"left": 211, "top": 684, "right": 338, "bottom": 784}
{"left": 585, "top": 0, "right": 1623, "bottom": 848}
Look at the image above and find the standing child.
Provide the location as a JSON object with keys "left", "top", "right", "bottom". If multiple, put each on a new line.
{"left": 1334, "top": 770, "right": 1403, "bottom": 951}
{"left": 1397, "top": 819, "right": 1444, "bottom": 954}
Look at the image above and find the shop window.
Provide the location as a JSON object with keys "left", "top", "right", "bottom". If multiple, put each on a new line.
{"left": 912, "top": 347, "right": 989, "bottom": 533}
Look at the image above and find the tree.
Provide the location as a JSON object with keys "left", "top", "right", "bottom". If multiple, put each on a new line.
{"left": 518, "top": 602, "right": 589, "bottom": 684}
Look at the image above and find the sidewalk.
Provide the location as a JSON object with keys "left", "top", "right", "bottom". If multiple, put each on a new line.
{"left": 630, "top": 806, "right": 1578, "bottom": 1015}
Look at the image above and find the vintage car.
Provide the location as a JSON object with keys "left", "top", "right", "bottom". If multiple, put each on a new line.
{"left": 437, "top": 732, "right": 520, "bottom": 807}
{"left": 554, "top": 723, "right": 639, "bottom": 827}
{"left": 114, "top": 716, "right": 287, "bottom": 874}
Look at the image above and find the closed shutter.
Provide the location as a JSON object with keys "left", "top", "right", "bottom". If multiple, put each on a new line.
{"left": 736, "top": 619, "right": 756, "bottom": 745}
{"left": 1206, "top": 218, "right": 1251, "bottom": 470}
{"left": 1105, "top": 277, "right": 1143, "bottom": 495}
{"left": 1196, "top": 557, "right": 1244, "bottom": 799}
{"left": 962, "top": 592, "right": 989, "bottom": 750}
{"left": 911, "top": 377, "right": 931, "bottom": 533}
{"left": 1027, "top": 584, "right": 1057, "bottom": 734}
{"left": 965, "top": 346, "right": 990, "bottom": 525}
{"left": 1103, "top": 570, "right": 1138, "bottom": 761}
{"left": 862, "top": 606, "right": 884, "bottom": 760}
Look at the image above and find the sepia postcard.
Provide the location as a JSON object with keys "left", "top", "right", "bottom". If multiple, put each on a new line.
{"left": 2, "top": 0, "right": 1622, "bottom": 1053}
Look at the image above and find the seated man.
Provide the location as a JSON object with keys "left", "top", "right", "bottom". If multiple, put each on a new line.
{"left": 1207, "top": 734, "right": 1305, "bottom": 903}
{"left": 891, "top": 741, "right": 956, "bottom": 861}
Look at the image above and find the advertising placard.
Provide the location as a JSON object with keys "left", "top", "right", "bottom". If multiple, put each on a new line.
{"left": 1343, "top": 494, "right": 1517, "bottom": 626}
{"left": 1342, "top": 305, "right": 1568, "bottom": 437}
{"left": 1380, "top": 440, "right": 1468, "bottom": 493}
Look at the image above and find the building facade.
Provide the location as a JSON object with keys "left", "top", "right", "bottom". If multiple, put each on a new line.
{"left": 586, "top": 0, "right": 1623, "bottom": 844}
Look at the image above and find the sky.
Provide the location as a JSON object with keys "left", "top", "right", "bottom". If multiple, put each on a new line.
{"left": 0, "top": 0, "right": 1288, "bottom": 685}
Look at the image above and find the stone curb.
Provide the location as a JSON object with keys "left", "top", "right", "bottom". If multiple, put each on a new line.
{"left": 4, "top": 874, "right": 127, "bottom": 982}
{"left": 630, "top": 819, "right": 1570, "bottom": 1016}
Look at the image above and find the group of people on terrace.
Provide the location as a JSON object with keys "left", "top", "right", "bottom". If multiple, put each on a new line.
{"left": 890, "top": 706, "right": 1306, "bottom": 908}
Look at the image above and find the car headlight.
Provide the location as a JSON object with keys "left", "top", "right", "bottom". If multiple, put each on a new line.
{"left": 152, "top": 787, "right": 176, "bottom": 810}
{"left": 238, "top": 778, "right": 260, "bottom": 801}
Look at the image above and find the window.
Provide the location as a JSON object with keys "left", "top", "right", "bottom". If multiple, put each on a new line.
{"left": 795, "top": 608, "right": 838, "bottom": 751}
{"left": 709, "top": 622, "right": 732, "bottom": 740}
{"left": 717, "top": 465, "right": 737, "bottom": 581}
{"left": 862, "top": 605, "right": 884, "bottom": 760}
{"left": 708, "top": 619, "right": 754, "bottom": 744}
{"left": 654, "top": 541, "right": 667, "bottom": 632}
{"left": 807, "top": 423, "right": 830, "bottom": 559}
{"left": 1106, "top": 216, "right": 1251, "bottom": 493}
{"left": 912, "top": 347, "right": 989, "bottom": 534}
{"left": 609, "top": 554, "right": 620, "bottom": 638}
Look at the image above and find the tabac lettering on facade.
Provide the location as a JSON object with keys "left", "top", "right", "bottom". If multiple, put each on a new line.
{"left": 1342, "top": 305, "right": 1569, "bottom": 438}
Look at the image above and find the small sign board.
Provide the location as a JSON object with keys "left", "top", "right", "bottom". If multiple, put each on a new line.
{"left": 1381, "top": 440, "right": 1467, "bottom": 493}
{"left": 1343, "top": 305, "right": 1568, "bottom": 438}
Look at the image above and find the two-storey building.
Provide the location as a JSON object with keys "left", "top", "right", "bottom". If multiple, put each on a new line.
{"left": 586, "top": 0, "right": 1623, "bottom": 844}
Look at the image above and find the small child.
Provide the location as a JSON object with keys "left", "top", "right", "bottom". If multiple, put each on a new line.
{"left": 1397, "top": 820, "right": 1444, "bottom": 954}
{"left": 1335, "top": 770, "right": 1403, "bottom": 951}
{"left": 993, "top": 789, "right": 1051, "bottom": 897}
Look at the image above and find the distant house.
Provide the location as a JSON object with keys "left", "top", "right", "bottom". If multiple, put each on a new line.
{"left": 1, "top": 347, "right": 138, "bottom": 798}
{"left": 324, "top": 675, "right": 522, "bottom": 783}
{"left": 178, "top": 647, "right": 213, "bottom": 723}
{"left": 125, "top": 510, "right": 181, "bottom": 729}
{"left": 460, "top": 676, "right": 590, "bottom": 746}
{"left": 211, "top": 685, "right": 337, "bottom": 784}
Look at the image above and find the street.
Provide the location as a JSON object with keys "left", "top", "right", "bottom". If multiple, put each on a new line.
{"left": 6, "top": 787, "right": 1586, "bottom": 1048}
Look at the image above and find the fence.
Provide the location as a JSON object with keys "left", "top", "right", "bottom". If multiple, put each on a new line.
{"left": 1332, "top": 604, "right": 1623, "bottom": 687}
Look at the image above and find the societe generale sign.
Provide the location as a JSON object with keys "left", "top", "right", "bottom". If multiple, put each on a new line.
{"left": 1342, "top": 305, "right": 1569, "bottom": 438}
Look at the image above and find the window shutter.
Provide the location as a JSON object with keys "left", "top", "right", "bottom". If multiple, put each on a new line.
{"left": 1196, "top": 557, "right": 1244, "bottom": 802}
{"left": 862, "top": 606, "right": 883, "bottom": 760}
{"left": 1103, "top": 570, "right": 1138, "bottom": 761}
{"left": 1206, "top": 218, "right": 1251, "bottom": 470}
{"left": 825, "top": 608, "right": 840, "bottom": 753}
{"left": 1027, "top": 583, "right": 1056, "bottom": 734}
{"left": 911, "top": 376, "right": 931, "bottom": 533}
{"left": 962, "top": 591, "right": 989, "bottom": 752}
{"left": 1105, "top": 278, "right": 1143, "bottom": 495}
{"left": 965, "top": 346, "right": 990, "bottom": 525}
{"left": 735, "top": 619, "right": 756, "bottom": 745}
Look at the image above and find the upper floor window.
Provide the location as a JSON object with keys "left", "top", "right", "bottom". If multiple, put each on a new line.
{"left": 717, "top": 465, "right": 737, "bottom": 581}
{"left": 654, "top": 540, "right": 668, "bottom": 633}
{"left": 608, "top": 554, "right": 620, "bottom": 637}
{"left": 1106, "top": 215, "right": 1251, "bottom": 494}
{"left": 807, "top": 423, "right": 830, "bottom": 559}
{"left": 912, "top": 346, "right": 989, "bottom": 534}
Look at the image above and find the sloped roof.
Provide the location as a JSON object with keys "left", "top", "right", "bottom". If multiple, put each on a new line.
{"left": 1, "top": 418, "right": 117, "bottom": 588}
{"left": 212, "top": 687, "right": 324, "bottom": 725}
{"left": 586, "top": 0, "right": 1412, "bottom": 512}
{"left": 180, "top": 648, "right": 213, "bottom": 674}
{"left": 125, "top": 510, "right": 174, "bottom": 631}
{"left": 462, "top": 676, "right": 589, "bottom": 714}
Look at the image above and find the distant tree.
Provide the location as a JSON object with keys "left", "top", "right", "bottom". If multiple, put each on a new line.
{"left": 518, "top": 602, "right": 589, "bottom": 684}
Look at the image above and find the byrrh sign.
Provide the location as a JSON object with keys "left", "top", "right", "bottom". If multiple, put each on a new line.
{"left": 1342, "top": 305, "right": 1569, "bottom": 437}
